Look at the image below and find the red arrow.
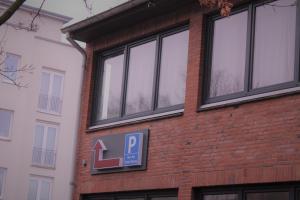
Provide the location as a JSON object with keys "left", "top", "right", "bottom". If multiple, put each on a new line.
{"left": 93, "top": 139, "right": 122, "bottom": 169}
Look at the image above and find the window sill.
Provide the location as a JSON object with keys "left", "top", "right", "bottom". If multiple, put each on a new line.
{"left": 88, "top": 108, "right": 184, "bottom": 132}
{"left": 0, "top": 137, "right": 11, "bottom": 142}
{"left": 199, "top": 86, "right": 300, "bottom": 111}
{"left": 31, "top": 164, "right": 56, "bottom": 170}
{"left": 37, "top": 109, "right": 62, "bottom": 117}
{"left": 1, "top": 79, "right": 16, "bottom": 85}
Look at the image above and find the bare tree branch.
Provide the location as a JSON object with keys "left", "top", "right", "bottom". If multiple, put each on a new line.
{"left": 0, "top": 0, "right": 26, "bottom": 26}
{"left": 82, "top": 0, "right": 92, "bottom": 14}
{"left": 30, "top": 0, "right": 46, "bottom": 30}
{"left": 0, "top": 64, "right": 34, "bottom": 88}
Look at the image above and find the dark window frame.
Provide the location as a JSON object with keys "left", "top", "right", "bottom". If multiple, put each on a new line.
{"left": 195, "top": 182, "right": 300, "bottom": 200}
{"left": 81, "top": 189, "right": 178, "bottom": 200}
{"left": 90, "top": 25, "right": 189, "bottom": 127}
{"left": 202, "top": 0, "right": 300, "bottom": 105}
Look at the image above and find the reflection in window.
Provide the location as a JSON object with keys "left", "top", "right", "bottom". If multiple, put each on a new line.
{"left": 98, "top": 54, "right": 124, "bottom": 120}
{"left": 0, "top": 109, "right": 13, "bottom": 138}
{"left": 209, "top": 11, "right": 247, "bottom": 97}
{"left": 126, "top": 41, "right": 156, "bottom": 115}
{"left": 158, "top": 30, "right": 189, "bottom": 108}
{"left": 27, "top": 176, "right": 52, "bottom": 200}
{"left": 0, "top": 168, "right": 6, "bottom": 199}
{"left": 204, "top": 194, "right": 238, "bottom": 200}
{"left": 205, "top": 0, "right": 299, "bottom": 103}
{"left": 3, "top": 53, "right": 20, "bottom": 82}
{"left": 252, "top": 0, "right": 296, "bottom": 88}
{"left": 246, "top": 192, "right": 289, "bottom": 200}
{"left": 151, "top": 197, "right": 177, "bottom": 200}
{"left": 91, "top": 27, "right": 189, "bottom": 125}
{"left": 38, "top": 69, "right": 64, "bottom": 114}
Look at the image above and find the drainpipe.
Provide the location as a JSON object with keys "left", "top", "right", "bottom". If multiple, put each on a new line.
{"left": 65, "top": 33, "right": 87, "bottom": 200}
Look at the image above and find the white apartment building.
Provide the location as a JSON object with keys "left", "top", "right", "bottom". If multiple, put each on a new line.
{"left": 0, "top": 1, "right": 83, "bottom": 200}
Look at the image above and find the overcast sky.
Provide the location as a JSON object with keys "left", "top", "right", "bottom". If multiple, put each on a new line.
{"left": 25, "top": 0, "right": 128, "bottom": 24}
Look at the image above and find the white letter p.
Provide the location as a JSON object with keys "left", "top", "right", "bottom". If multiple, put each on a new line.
{"left": 128, "top": 136, "right": 137, "bottom": 154}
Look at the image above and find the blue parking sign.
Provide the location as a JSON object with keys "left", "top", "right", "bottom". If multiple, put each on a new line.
{"left": 123, "top": 132, "right": 143, "bottom": 166}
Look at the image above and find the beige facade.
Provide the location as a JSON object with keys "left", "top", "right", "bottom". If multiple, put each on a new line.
{"left": 0, "top": 1, "right": 83, "bottom": 200}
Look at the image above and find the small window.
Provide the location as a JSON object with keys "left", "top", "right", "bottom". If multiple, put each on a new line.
{"left": 203, "top": 194, "right": 238, "bottom": 200}
{"left": 91, "top": 26, "right": 189, "bottom": 126}
{"left": 196, "top": 183, "right": 299, "bottom": 200}
{"left": 38, "top": 69, "right": 64, "bottom": 115}
{"left": 27, "top": 176, "right": 52, "bottom": 200}
{"left": 0, "top": 167, "right": 7, "bottom": 199}
{"left": 0, "top": 109, "right": 13, "bottom": 139}
{"left": 81, "top": 189, "right": 177, "bottom": 200}
{"left": 32, "top": 122, "right": 58, "bottom": 168}
{"left": 203, "top": 0, "right": 299, "bottom": 104}
{"left": 2, "top": 53, "right": 21, "bottom": 83}
{"left": 246, "top": 191, "right": 289, "bottom": 200}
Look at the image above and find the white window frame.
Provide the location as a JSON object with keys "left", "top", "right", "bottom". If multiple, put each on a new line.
{"left": 28, "top": 175, "right": 53, "bottom": 200}
{"left": 0, "top": 167, "right": 7, "bottom": 200}
{"left": 2, "top": 52, "right": 21, "bottom": 84}
{"left": 38, "top": 68, "right": 65, "bottom": 115}
{"left": 0, "top": 109, "right": 14, "bottom": 140}
{"left": 32, "top": 122, "right": 59, "bottom": 168}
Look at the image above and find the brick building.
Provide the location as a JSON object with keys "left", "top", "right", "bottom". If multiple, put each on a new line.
{"left": 62, "top": 0, "right": 300, "bottom": 200}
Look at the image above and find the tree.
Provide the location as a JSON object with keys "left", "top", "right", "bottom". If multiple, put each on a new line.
{"left": 0, "top": 0, "right": 26, "bottom": 26}
{"left": 0, "top": 0, "right": 44, "bottom": 87}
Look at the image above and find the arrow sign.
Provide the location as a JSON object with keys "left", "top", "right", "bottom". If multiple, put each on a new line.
{"left": 93, "top": 139, "right": 122, "bottom": 169}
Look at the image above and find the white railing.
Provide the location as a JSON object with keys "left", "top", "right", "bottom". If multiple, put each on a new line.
{"left": 38, "top": 94, "right": 62, "bottom": 114}
{"left": 32, "top": 147, "right": 56, "bottom": 168}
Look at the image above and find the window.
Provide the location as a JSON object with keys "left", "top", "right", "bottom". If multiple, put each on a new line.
{"left": 81, "top": 189, "right": 177, "bottom": 200}
{"left": 0, "top": 109, "right": 13, "bottom": 139}
{"left": 196, "top": 183, "right": 300, "bottom": 200}
{"left": 27, "top": 176, "right": 52, "bottom": 200}
{"left": 38, "top": 69, "right": 64, "bottom": 114}
{"left": 203, "top": 0, "right": 299, "bottom": 104}
{"left": 32, "top": 122, "right": 58, "bottom": 168}
{"left": 0, "top": 168, "right": 6, "bottom": 199}
{"left": 92, "top": 26, "right": 189, "bottom": 126}
{"left": 2, "top": 53, "right": 21, "bottom": 83}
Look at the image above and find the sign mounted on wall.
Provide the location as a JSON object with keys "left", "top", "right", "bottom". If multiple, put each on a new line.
{"left": 91, "top": 129, "right": 149, "bottom": 174}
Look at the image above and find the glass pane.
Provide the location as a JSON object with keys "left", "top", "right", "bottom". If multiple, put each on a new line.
{"left": 50, "top": 74, "right": 63, "bottom": 113}
{"left": 34, "top": 125, "right": 44, "bottom": 147}
{"left": 126, "top": 41, "right": 156, "bottom": 115}
{"left": 4, "top": 53, "right": 20, "bottom": 81}
{"left": 39, "top": 72, "right": 50, "bottom": 110}
{"left": 27, "top": 179, "right": 38, "bottom": 200}
{"left": 0, "top": 168, "right": 5, "bottom": 197}
{"left": 209, "top": 11, "right": 248, "bottom": 97}
{"left": 40, "top": 72, "right": 50, "bottom": 95}
{"left": 246, "top": 191, "right": 289, "bottom": 200}
{"left": 40, "top": 180, "right": 51, "bottom": 200}
{"left": 204, "top": 194, "right": 238, "bottom": 200}
{"left": 252, "top": 0, "right": 296, "bottom": 88}
{"left": 0, "top": 110, "right": 12, "bottom": 138}
{"left": 46, "top": 127, "right": 56, "bottom": 150}
{"left": 158, "top": 30, "right": 189, "bottom": 108}
{"left": 33, "top": 125, "right": 44, "bottom": 165}
{"left": 51, "top": 74, "right": 63, "bottom": 97}
{"left": 98, "top": 54, "right": 124, "bottom": 120}
{"left": 151, "top": 197, "right": 177, "bottom": 200}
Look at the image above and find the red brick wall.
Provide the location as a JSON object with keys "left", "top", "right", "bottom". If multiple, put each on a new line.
{"left": 73, "top": 3, "right": 300, "bottom": 200}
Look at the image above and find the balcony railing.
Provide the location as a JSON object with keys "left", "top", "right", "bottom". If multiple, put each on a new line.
{"left": 32, "top": 147, "right": 56, "bottom": 168}
{"left": 38, "top": 94, "right": 62, "bottom": 114}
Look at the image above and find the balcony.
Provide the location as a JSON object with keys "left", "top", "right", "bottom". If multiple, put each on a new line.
{"left": 32, "top": 147, "right": 56, "bottom": 168}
